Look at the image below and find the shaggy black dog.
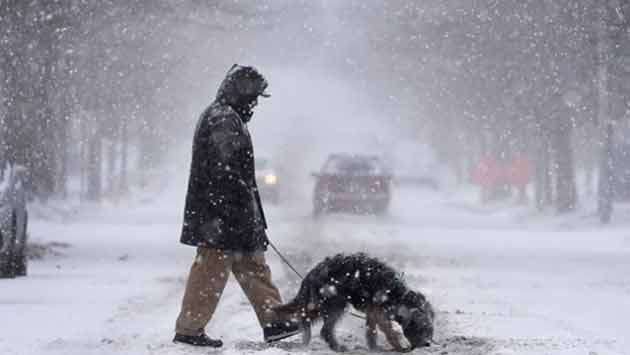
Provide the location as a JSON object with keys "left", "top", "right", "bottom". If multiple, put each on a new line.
{"left": 274, "top": 253, "right": 434, "bottom": 352}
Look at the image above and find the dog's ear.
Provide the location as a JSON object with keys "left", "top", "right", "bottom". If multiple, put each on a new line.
{"left": 402, "top": 290, "right": 416, "bottom": 302}
{"left": 401, "top": 291, "right": 418, "bottom": 310}
{"left": 403, "top": 290, "right": 429, "bottom": 309}
{"left": 396, "top": 305, "right": 412, "bottom": 326}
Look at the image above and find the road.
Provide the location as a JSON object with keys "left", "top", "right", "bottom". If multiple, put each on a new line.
{"left": 1, "top": 186, "right": 629, "bottom": 355}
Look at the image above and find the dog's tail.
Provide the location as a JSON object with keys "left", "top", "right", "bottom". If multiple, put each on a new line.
{"left": 274, "top": 282, "right": 312, "bottom": 317}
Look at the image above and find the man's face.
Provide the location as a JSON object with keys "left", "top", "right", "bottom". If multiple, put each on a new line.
{"left": 247, "top": 97, "right": 258, "bottom": 111}
{"left": 235, "top": 95, "right": 259, "bottom": 122}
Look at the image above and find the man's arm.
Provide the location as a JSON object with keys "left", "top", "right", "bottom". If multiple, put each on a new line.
{"left": 206, "top": 113, "right": 255, "bottom": 219}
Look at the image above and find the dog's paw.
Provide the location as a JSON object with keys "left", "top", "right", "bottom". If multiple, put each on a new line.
{"left": 368, "top": 345, "right": 386, "bottom": 352}
{"left": 389, "top": 321, "right": 411, "bottom": 351}
{"left": 333, "top": 344, "right": 349, "bottom": 352}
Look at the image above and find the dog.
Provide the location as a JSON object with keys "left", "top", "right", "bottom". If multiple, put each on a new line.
{"left": 274, "top": 253, "right": 434, "bottom": 352}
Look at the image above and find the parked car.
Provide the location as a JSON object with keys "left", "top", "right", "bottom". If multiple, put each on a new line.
{"left": 0, "top": 163, "right": 29, "bottom": 278}
{"left": 312, "top": 154, "right": 392, "bottom": 216}
{"left": 255, "top": 157, "right": 280, "bottom": 204}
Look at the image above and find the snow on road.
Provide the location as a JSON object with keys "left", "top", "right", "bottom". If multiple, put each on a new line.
{"left": 1, "top": 186, "right": 629, "bottom": 355}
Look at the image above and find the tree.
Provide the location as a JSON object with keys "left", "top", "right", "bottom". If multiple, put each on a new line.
{"left": 2, "top": 0, "right": 286, "bottom": 202}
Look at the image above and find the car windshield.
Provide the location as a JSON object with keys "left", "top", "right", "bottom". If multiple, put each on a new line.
{"left": 323, "top": 156, "right": 383, "bottom": 175}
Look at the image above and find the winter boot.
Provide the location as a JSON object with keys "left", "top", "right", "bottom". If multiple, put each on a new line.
{"left": 173, "top": 333, "right": 223, "bottom": 347}
{"left": 264, "top": 321, "right": 301, "bottom": 343}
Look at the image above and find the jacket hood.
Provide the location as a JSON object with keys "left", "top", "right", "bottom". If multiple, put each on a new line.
{"left": 216, "top": 65, "right": 270, "bottom": 106}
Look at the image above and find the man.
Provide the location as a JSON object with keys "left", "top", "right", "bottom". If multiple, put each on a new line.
{"left": 173, "top": 65, "right": 299, "bottom": 347}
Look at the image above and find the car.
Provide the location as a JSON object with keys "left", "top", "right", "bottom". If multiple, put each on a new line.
{"left": 255, "top": 157, "right": 281, "bottom": 204}
{"left": 312, "top": 154, "right": 392, "bottom": 216}
{"left": 0, "top": 162, "right": 29, "bottom": 278}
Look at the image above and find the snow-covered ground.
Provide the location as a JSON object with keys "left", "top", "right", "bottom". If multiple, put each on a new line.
{"left": 2, "top": 183, "right": 630, "bottom": 355}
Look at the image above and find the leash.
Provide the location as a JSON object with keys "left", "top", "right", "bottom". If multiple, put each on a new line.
{"left": 268, "top": 240, "right": 366, "bottom": 320}
{"left": 268, "top": 240, "right": 305, "bottom": 279}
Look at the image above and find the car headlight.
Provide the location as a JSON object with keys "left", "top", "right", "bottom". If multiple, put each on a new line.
{"left": 264, "top": 174, "right": 278, "bottom": 185}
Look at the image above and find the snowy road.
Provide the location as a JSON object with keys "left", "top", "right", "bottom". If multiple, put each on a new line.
{"left": 1, "top": 186, "right": 629, "bottom": 355}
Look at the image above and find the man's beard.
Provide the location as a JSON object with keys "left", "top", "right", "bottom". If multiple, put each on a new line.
{"left": 234, "top": 97, "right": 257, "bottom": 122}
{"left": 236, "top": 106, "right": 254, "bottom": 122}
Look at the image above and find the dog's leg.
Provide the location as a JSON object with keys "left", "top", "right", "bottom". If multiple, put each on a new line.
{"left": 375, "top": 310, "right": 411, "bottom": 352}
{"left": 365, "top": 307, "right": 379, "bottom": 351}
{"left": 321, "top": 308, "right": 347, "bottom": 352}
{"left": 302, "top": 304, "right": 321, "bottom": 347}
{"left": 302, "top": 320, "right": 312, "bottom": 346}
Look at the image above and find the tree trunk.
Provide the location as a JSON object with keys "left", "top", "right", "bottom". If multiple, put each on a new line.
{"left": 596, "top": 2, "right": 613, "bottom": 222}
{"left": 553, "top": 128, "right": 577, "bottom": 213}
{"left": 106, "top": 138, "right": 117, "bottom": 196}
{"left": 598, "top": 123, "right": 614, "bottom": 223}
{"left": 86, "top": 131, "right": 102, "bottom": 202}
{"left": 543, "top": 137, "right": 553, "bottom": 207}
{"left": 80, "top": 117, "right": 87, "bottom": 200}
{"left": 535, "top": 134, "right": 553, "bottom": 211}
{"left": 119, "top": 117, "right": 129, "bottom": 194}
{"left": 56, "top": 100, "right": 71, "bottom": 199}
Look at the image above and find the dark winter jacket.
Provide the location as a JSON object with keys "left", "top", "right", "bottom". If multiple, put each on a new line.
{"left": 180, "top": 66, "right": 269, "bottom": 251}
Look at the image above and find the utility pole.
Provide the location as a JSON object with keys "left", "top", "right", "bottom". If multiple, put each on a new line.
{"left": 597, "top": 1, "right": 630, "bottom": 223}
{"left": 597, "top": 2, "right": 614, "bottom": 223}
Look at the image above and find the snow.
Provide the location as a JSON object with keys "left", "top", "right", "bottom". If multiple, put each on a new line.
{"left": 1, "top": 182, "right": 630, "bottom": 355}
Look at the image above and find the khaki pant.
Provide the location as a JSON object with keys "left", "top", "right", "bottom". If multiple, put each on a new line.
{"left": 175, "top": 247, "right": 283, "bottom": 336}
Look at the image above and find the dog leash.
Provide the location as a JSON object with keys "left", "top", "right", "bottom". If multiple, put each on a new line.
{"left": 268, "top": 240, "right": 366, "bottom": 320}
{"left": 268, "top": 240, "right": 305, "bottom": 279}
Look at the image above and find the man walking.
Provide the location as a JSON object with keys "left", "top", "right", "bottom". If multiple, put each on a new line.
{"left": 173, "top": 65, "right": 299, "bottom": 347}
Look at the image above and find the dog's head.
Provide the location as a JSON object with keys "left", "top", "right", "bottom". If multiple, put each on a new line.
{"left": 395, "top": 290, "right": 434, "bottom": 349}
